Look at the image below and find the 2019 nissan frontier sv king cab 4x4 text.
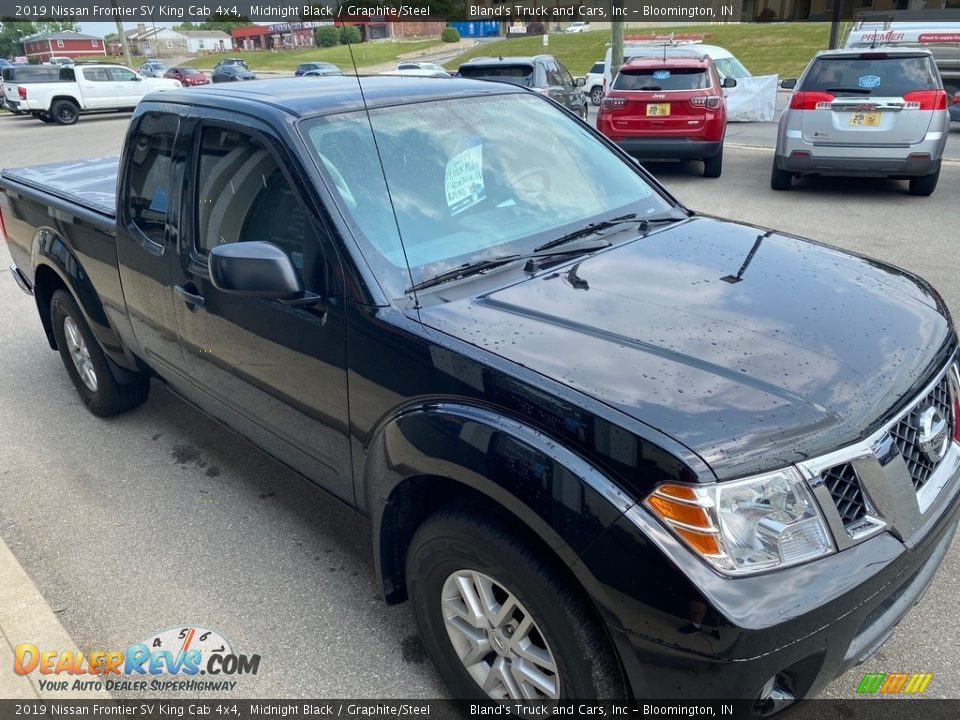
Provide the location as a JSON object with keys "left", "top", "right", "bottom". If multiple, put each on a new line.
{"left": 2, "top": 78, "right": 959, "bottom": 712}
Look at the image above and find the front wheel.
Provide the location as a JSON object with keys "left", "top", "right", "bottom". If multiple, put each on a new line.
{"left": 50, "top": 289, "right": 149, "bottom": 416}
{"left": 406, "top": 507, "right": 625, "bottom": 700}
{"left": 51, "top": 99, "right": 78, "bottom": 125}
{"left": 590, "top": 86, "right": 603, "bottom": 106}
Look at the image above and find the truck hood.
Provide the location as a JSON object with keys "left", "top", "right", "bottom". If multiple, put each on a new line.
{"left": 419, "top": 216, "right": 954, "bottom": 480}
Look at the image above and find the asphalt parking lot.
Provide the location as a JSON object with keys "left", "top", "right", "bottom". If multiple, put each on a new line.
{"left": 2, "top": 108, "right": 960, "bottom": 699}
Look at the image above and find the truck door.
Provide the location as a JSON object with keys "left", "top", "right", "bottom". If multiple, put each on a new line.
{"left": 116, "top": 109, "right": 185, "bottom": 370}
{"left": 76, "top": 67, "right": 116, "bottom": 109}
{"left": 108, "top": 66, "right": 144, "bottom": 107}
{"left": 170, "top": 119, "right": 353, "bottom": 504}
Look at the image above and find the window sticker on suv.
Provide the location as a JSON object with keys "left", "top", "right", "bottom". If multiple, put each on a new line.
{"left": 653, "top": 70, "right": 671, "bottom": 80}
{"left": 859, "top": 75, "right": 881, "bottom": 89}
{"left": 445, "top": 142, "right": 486, "bottom": 215}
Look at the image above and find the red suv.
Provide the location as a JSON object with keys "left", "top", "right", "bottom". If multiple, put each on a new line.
{"left": 596, "top": 56, "right": 736, "bottom": 177}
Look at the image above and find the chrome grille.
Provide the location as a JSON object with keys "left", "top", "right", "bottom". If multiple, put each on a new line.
{"left": 890, "top": 372, "right": 955, "bottom": 492}
{"left": 821, "top": 463, "right": 867, "bottom": 526}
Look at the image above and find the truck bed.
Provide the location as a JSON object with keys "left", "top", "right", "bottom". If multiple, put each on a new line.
{"left": 1, "top": 156, "right": 118, "bottom": 219}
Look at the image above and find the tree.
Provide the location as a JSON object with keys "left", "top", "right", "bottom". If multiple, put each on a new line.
{"left": 173, "top": 22, "right": 199, "bottom": 31}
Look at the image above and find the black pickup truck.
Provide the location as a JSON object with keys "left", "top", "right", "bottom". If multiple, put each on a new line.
{"left": 3, "top": 78, "right": 960, "bottom": 710}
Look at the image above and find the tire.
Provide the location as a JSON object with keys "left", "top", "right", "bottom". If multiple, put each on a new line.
{"left": 406, "top": 507, "right": 625, "bottom": 700}
{"left": 49, "top": 289, "right": 149, "bottom": 417}
{"left": 51, "top": 99, "right": 79, "bottom": 125}
{"left": 703, "top": 147, "right": 723, "bottom": 178}
{"left": 770, "top": 162, "right": 793, "bottom": 191}
{"left": 590, "top": 86, "right": 603, "bottom": 106}
{"left": 580, "top": 103, "right": 589, "bottom": 121}
{"left": 908, "top": 170, "right": 939, "bottom": 196}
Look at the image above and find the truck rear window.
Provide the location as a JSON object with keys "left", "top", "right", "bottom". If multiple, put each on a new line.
{"left": 614, "top": 68, "right": 710, "bottom": 91}
{"left": 800, "top": 55, "right": 939, "bottom": 96}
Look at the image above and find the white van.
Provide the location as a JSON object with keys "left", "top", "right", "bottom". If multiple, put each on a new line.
{"left": 601, "top": 43, "right": 752, "bottom": 92}
{"left": 600, "top": 43, "right": 779, "bottom": 121}
{"left": 844, "top": 17, "right": 960, "bottom": 97}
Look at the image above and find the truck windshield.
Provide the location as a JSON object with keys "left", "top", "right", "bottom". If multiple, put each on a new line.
{"left": 300, "top": 92, "right": 673, "bottom": 301}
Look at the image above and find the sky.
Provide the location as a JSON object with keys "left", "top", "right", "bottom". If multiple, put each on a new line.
{"left": 78, "top": 22, "right": 175, "bottom": 37}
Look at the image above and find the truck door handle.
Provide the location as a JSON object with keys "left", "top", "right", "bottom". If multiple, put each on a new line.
{"left": 175, "top": 284, "right": 205, "bottom": 311}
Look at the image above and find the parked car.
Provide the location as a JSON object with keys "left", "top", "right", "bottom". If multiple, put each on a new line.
{"left": 45, "top": 56, "right": 74, "bottom": 67}
{"left": 772, "top": 47, "right": 949, "bottom": 195}
{"left": 213, "top": 58, "right": 249, "bottom": 72}
{"left": 0, "top": 59, "right": 12, "bottom": 70}
{"left": 4, "top": 75, "right": 960, "bottom": 708}
{"left": 5, "top": 64, "right": 180, "bottom": 124}
{"left": 952, "top": 90, "right": 960, "bottom": 121}
{"left": 565, "top": 22, "right": 591, "bottom": 32}
{"left": 596, "top": 56, "right": 735, "bottom": 178}
{"left": 138, "top": 61, "right": 168, "bottom": 78}
{"left": 584, "top": 60, "right": 605, "bottom": 105}
{"left": 457, "top": 55, "right": 589, "bottom": 120}
{"left": 396, "top": 61, "right": 450, "bottom": 75}
{"left": 212, "top": 65, "right": 257, "bottom": 83}
{"left": 164, "top": 66, "right": 210, "bottom": 86}
{"left": 2, "top": 65, "right": 61, "bottom": 114}
{"left": 302, "top": 68, "right": 346, "bottom": 78}
{"left": 295, "top": 62, "right": 343, "bottom": 77}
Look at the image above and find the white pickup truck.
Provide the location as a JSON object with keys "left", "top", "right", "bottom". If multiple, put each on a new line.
{"left": 12, "top": 63, "right": 181, "bottom": 125}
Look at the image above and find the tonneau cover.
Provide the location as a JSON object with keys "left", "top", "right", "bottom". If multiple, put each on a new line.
{"left": 1, "top": 156, "right": 118, "bottom": 218}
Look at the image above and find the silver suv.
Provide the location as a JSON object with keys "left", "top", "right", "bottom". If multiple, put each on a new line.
{"left": 773, "top": 47, "right": 949, "bottom": 196}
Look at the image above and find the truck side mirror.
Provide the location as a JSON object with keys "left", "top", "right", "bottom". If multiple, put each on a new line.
{"left": 575, "top": 77, "right": 586, "bottom": 87}
{"left": 781, "top": 78, "right": 797, "bottom": 89}
{"left": 209, "top": 241, "right": 303, "bottom": 299}
{"left": 722, "top": 77, "right": 737, "bottom": 88}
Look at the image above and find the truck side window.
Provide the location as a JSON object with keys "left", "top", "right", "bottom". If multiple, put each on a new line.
{"left": 124, "top": 112, "right": 179, "bottom": 245}
{"left": 108, "top": 68, "right": 136, "bottom": 82}
{"left": 84, "top": 68, "right": 110, "bottom": 82}
{"left": 195, "top": 126, "right": 320, "bottom": 280}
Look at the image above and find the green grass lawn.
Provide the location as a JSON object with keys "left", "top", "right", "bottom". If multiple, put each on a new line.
{"left": 446, "top": 23, "right": 850, "bottom": 78}
{"left": 183, "top": 41, "right": 439, "bottom": 71}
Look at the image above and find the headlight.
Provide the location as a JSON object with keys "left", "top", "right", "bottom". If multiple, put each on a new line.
{"left": 644, "top": 467, "right": 835, "bottom": 576}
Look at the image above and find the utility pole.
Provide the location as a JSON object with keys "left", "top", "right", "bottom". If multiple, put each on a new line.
{"left": 610, "top": 14, "right": 624, "bottom": 82}
{"left": 112, "top": 0, "right": 133, "bottom": 67}
{"left": 828, "top": 0, "right": 844, "bottom": 49}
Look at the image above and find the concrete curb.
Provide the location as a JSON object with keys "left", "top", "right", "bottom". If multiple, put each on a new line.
{"left": 0, "top": 536, "right": 111, "bottom": 699}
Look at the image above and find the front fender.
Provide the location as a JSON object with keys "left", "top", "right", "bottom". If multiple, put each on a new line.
{"left": 365, "top": 402, "right": 636, "bottom": 603}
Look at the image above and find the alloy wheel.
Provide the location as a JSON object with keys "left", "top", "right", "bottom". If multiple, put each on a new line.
{"left": 63, "top": 315, "right": 98, "bottom": 392}
{"left": 441, "top": 569, "right": 560, "bottom": 700}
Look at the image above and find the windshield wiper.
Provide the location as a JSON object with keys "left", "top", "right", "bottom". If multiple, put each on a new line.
{"left": 534, "top": 213, "right": 682, "bottom": 254}
{"left": 407, "top": 239, "right": 610, "bottom": 293}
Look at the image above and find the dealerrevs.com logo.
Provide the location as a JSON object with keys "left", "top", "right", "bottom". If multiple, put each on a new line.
{"left": 856, "top": 672, "right": 934, "bottom": 695}
{"left": 13, "top": 625, "right": 260, "bottom": 693}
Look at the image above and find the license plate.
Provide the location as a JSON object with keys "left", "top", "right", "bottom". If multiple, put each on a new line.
{"left": 646, "top": 103, "right": 670, "bottom": 117}
{"left": 849, "top": 111, "right": 880, "bottom": 127}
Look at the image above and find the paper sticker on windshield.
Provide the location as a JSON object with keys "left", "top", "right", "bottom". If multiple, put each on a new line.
{"left": 652, "top": 70, "right": 671, "bottom": 80}
{"left": 858, "top": 74, "right": 881, "bottom": 89}
{"left": 446, "top": 143, "right": 486, "bottom": 216}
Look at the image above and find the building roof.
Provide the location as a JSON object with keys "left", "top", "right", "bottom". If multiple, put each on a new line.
{"left": 179, "top": 31, "right": 232, "bottom": 39}
{"left": 24, "top": 31, "right": 102, "bottom": 42}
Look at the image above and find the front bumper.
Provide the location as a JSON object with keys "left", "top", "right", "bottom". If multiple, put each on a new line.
{"left": 577, "top": 455, "right": 960, "bottom": 711}
{"left": 9, "top": 264, "right": 33, "bottom": 295}
{"left": 610, "top": 137, "right": 723, "bottom": 161}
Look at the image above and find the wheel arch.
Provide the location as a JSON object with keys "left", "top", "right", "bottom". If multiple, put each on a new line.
{"left": 32, "top": 231, "right": 143, "bottom": 381}
{"left": 365, "top": 402, "right": 635, "bottom": 607}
